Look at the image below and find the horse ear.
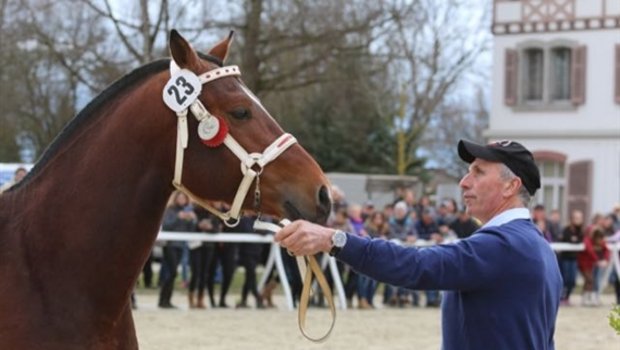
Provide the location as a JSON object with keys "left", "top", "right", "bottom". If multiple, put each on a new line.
{"left": 169, "top": 29, "right": 200, "bottom": 69}
{"left": 208, "top": 31, "right": 234, "bottom": 63}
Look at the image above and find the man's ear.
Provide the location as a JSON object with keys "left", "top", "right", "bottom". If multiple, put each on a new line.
{"left": 503, "top": 177, "right": 523, "bottom": 197}
{"left": 169, "top": 29, "right": 201, "bottom": 69}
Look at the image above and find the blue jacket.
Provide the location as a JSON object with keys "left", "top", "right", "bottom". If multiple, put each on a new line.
{"left": 337, "top": 218, "right": 562, "bottom": 350}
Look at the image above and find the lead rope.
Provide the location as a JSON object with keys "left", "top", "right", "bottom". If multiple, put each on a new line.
{"left": 254, "top": 219, "right": 336, "bottom": 343}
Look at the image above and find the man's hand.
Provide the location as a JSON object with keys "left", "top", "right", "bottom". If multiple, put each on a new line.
{"left": 274, "top": 220, "right": 335, "bottom": 256}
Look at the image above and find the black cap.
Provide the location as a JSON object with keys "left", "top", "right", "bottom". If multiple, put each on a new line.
{"left": 458, "top": 139, "right": 541, "bottom": 195}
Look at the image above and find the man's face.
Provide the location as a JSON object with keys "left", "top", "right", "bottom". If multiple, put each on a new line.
{"left": 571, "top": 210, "right": 583, "bottom": 226}
{"left": 15, "top": 169, "right": 27, "bottom": 182}
{"left": 348, "top": 206, "right": 362, "bottom": 220}
{"left": 533, "top": 208, "right": 545, "bottom": 221}
{"left": 422, "top": 213, "right": 433, "bottom": 224}
{"left": 459, "top": 158, "right": 509, "bottom": 224}
{"left": 602, "top": 216, "right": 613, "bottom": 229}
{"left": 394, "top": 206, "right": 407, "bottom": 220}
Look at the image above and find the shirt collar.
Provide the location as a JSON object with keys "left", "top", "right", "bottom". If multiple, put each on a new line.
{"left": 481, "top": 208, "right": 531, "bottom": 229}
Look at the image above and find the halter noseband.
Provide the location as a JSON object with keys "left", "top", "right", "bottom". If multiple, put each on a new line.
{"left": 163, "top": 60, "right": 297, "bottom": 226}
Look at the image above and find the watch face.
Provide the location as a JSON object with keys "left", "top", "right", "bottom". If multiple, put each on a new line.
{"left": 333, "top": 231, "right": 347, "bottom": 247}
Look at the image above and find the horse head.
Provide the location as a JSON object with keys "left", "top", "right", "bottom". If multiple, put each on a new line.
{"left": 165, "top": 30, "right": 331, "bottom": 224}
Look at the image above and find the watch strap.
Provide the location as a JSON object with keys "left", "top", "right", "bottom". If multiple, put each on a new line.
{"left": 328, "top": 245, "right": 341, "bottom": 257}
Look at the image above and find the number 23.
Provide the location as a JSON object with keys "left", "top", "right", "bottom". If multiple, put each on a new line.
{"left": 167, "top": 76, "right": 195, "bottom": 105}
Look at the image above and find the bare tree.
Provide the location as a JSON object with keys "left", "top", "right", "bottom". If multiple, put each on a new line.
{"left": 220, "top": 0, "right": 393, "bottom": 95}
{"left": 422, "top": 85, "right": 490, "bottom": 178}
{"left": 0, "top": 0, "right": 492, "bottom": 176}
{"left": 0, "top": 0, "right": 22, "bottom": 160}
{"left": 0, "top": 0, "right": 115, "bottom": 158}
{"left": 383, "top": 0, "right": 491, "bottom": 175}
{"left": 79, "top": 0, "right": 171, "bottom": 64}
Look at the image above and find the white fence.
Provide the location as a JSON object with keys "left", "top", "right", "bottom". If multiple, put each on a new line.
{"left": 157, "top": 231, "right": 346, "bottom": 311}
{"left": 156, "top": 232, "right": 620, "bottom": 310}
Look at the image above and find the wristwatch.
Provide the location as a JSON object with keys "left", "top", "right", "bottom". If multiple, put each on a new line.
{"left": 329, "top": 230, "right": 347, "bottom": 256}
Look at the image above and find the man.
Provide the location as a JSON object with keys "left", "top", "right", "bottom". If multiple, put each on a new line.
{"left": 415, "top": 208, "right": 441, "bottom": 242}
{"left": 611, "top": 203, "right": 620, "bottom": 232}
{"left": 0, "top": 167, "right": 28, "bottom": 194}
{"left": 387, "top": 201, "right": 416, "bottom": 242}
{"left": 448, "top": 208, "right": 479, "bottom": 239}
{"left": 385, "top": 200, "right": 418, "bottom": 306}
{"left": 414, "top": 208, "right": 442, "bottom": 307}
{"left": 276, "top": 139, "right": 562, "bottom": 350}
{"left": 548, "top": 209, "right": 563, "bottom": 242}
{"left": 532, "top": 204, "right": 554, "bottom": 242}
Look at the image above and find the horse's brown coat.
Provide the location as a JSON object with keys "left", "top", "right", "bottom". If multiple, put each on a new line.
{"left": 0, "top": 31, "right": 330, "bottom": 349}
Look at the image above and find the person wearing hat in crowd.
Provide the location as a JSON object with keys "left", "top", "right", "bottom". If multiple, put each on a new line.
{"left": 276, "top": 139, "right": 562, "bottom": 350}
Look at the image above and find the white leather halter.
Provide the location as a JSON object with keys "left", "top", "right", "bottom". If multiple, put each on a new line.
{"left": 164, "top": 60, "right": 297, "bottom": 226}
{"left": 164, "top": 59, "right": 336, "bottom": 343}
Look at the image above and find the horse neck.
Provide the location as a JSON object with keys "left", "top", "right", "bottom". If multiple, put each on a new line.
{"left": 11, "top": 72, "right": 176, "bottom": 316}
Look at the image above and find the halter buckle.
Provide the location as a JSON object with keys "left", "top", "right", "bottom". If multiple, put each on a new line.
{"left": 223, "top": 216, "right": 241, "bottom": 228}
{"left": 241, "top": 153, "right": 265, "bottom": 176}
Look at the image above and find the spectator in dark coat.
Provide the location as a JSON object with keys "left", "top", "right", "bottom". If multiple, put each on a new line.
{"left": 158, "top": 191, "right": 196, "bottom": 309}
{"left": 413, "top": 209, "right": 441, "bottom": 307}
{"left": 449, "top": 210, "right": 480, "bottom": 239}
{"left": 235, "top": 215, "right": 264, "bottom": 309}
{"left": 559, "top": 209, "right": 585, "bottom": 305}
{"left": 189, "top": 206, "right": 218, "bottom": 309}
{"left": 532, "top": 204, "right": 554, "bottom": 242}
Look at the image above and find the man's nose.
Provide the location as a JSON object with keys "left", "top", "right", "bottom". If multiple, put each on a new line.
{"left": 459, "top": 173, "right": 471, "bottom": 189}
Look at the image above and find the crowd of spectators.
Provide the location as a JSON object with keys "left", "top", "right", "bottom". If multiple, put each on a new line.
{"left": 532, "top": 203, "right": 620, "bottom": 306}
{"left": 144, "top": 187, "right": 620, "bottom": 310}
{"left": 2, "top": 166, "right": 618, "bottom": 311}
{"left": 145, "top": 193, "right": 271, "bottom": 310}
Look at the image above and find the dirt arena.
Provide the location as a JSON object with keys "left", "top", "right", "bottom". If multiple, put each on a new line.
{"left": 133, "top": 292, "right": 618, "bottom": 350}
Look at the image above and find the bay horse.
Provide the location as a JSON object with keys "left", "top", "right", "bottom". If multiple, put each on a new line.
{"left": 0, "top": 30, "right": 331, "bottom": 349}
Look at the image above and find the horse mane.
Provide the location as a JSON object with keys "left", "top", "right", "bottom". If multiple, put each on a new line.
{"left": 8, "top": 53, "right": 222, "bottom": 192}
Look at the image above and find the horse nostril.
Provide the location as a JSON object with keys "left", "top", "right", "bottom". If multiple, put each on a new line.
{"left": 317, "top": 185, "right": 332, "bottom": 216}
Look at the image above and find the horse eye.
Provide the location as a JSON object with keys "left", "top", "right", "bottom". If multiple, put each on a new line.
{"left": 230, "top": 107, "right": 251, "bottom": 120}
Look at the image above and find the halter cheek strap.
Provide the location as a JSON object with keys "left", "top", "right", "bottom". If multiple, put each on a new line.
{"left": 165, "top": 62, "right": 297, "bottom": 226}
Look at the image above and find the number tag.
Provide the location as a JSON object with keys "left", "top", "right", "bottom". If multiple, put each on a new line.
{"left": 163, "top": 69, "right": 202, "bottom": 112}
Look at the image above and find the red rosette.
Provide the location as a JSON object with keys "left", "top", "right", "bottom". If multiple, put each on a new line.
{"left": 201, "top": 115, "right": 229, "bottom": 148}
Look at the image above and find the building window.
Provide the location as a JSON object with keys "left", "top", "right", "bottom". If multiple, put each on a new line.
{"left": 524, "top": 48, "right": 544, "bottom": 101}
{"left": 550, "top": 47, "right": 571, "bottom": 101}
{"left": 532, "top": 151, "right": 567, "bottom": 220}
{"left": 505, "top": 40, "right": 586, "bottom": 109}
{"left": 536, "top": 160, "right": 565, "bottom": 212}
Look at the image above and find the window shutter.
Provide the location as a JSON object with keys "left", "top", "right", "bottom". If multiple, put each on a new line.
{"left": 571, "top": 45, "right": 587, "bottom": 105}
{"left": 615, "top": 44, "right": 620, "bottom": 104}
{"left": 567, "top": 160, "right": 592, "bottom": 222}
{"left": 505, "top": 49, "right": 518, "bottom": 106}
